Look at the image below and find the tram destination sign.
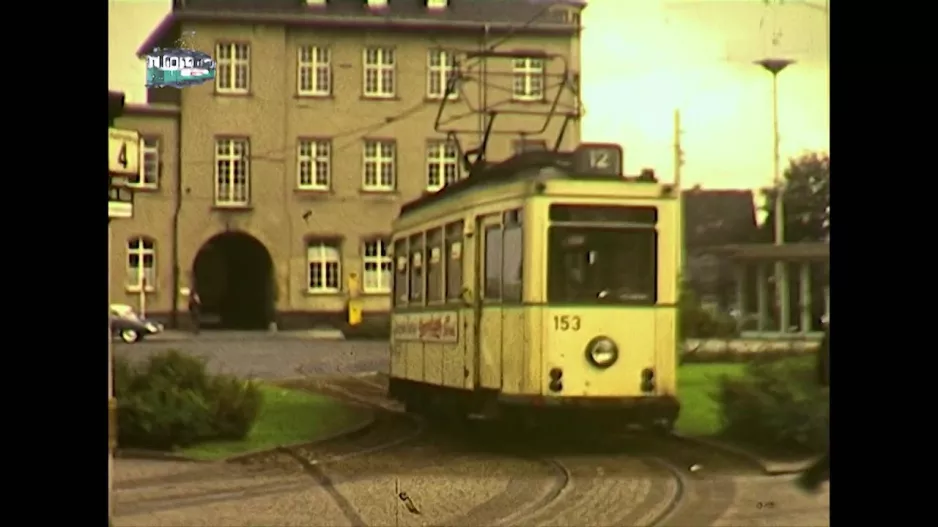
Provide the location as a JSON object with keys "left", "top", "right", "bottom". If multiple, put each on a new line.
{"left": 572, "top": 143, "right": 624, "bottom": 178}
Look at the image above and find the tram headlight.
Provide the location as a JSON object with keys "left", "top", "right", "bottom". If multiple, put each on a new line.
{"left": 585, "top": 337, "right": 619, "bottom": 369}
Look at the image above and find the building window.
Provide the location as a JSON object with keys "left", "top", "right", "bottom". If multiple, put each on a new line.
{"left": 130, "top": 137, "right": 159, "bottom": 188}
{"left": 298, "top": 139, "right": 331, "bottom": 190}
{"left": 426, "top": 140, "right": 459, "bottom": 192}
{"left": 512, "top": 138, "right": 548, "bottom": 154}
{"left": 298, "top": 45, "right": 331, "bottom": 96}
{"left": 427, "top": 49, "right": 458, "bottom": 99}
{"left": 363, "top": 140, "right": 395, "bottom": 191}
{"left": 363, "top": 239, "right": 392, "bottom": 293}
{"left": 215, "top": 138, "right": 250, "bottom": 206}
{"left": 363, "top": 47, "right": 395, "bottom": 98}
{"left": 216, "top": 42, "right": 250, "bottom": 94}
{"left": 307, "top": 241, "right": 340, "bottom": 293}
{"left": 512, "top": 57, "right": 544, "bottom": 101}
{"left": 126, "top": 237, "right": 156, "bottom": 292}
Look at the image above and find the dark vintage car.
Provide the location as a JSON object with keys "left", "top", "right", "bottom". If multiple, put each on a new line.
{"left": 110, "top": 304, "right": 164, "bottom": 343}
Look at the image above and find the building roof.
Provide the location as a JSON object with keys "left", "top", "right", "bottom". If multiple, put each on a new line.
{"left": 682, "top": 188, "right": 758, "bottom": 250}
{"left": 123, "top": 102, "right": 181, "bottom": 118}
{"left": 108, "top": 90, "right": 126, "bottom": 123}
{"left": 139, "top": 0, "right": 583, "bottom": 56}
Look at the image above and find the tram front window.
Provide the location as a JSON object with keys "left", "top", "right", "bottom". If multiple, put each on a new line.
{"left": 547, "top": 227, "right": 657, "bottom": 304}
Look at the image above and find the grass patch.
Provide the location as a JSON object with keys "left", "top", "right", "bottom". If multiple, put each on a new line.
{"left": 675, "top": 363, "right": 746, "bottom": 437}
{"left": 180, "top": 385, "right": 370, "bottom": 461}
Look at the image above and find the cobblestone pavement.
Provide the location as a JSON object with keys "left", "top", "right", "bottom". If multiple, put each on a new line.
{"left": 111, "top": 359, "right": 829, "bottom": 526}
{"left": 114, "top": 332, "right": 388, "bottom": 379}
{"left": 113, "top": 459, "right": 357, "bottom": 527}
{"left": 113, "top": 452, "right": 828, "bottom": 527}
{"left": 711, "top": 475, "right": 829, "bottom": 526}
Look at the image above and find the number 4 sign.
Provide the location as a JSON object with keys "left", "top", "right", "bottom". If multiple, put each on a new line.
{"left": 108, "top": 127, "right": 140, "bottom": 176}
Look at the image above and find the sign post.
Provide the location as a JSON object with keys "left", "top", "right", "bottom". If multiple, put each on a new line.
{"left": 140, "top": 276, "right": 148, "bottom": 318}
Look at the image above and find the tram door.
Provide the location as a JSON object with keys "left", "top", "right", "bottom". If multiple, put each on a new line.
{"left": 474, "top": 214, "right": 503, "bottom": 390}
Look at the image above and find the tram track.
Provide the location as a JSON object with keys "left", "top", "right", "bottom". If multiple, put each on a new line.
{"left": 115, "top": 370, "right": 764, "bottom": 526}
{"left": 276, "top": 375, "right": 580, "bottom": 526}
{"left": 262, "top": 373, "right": 760, "bottom": 527}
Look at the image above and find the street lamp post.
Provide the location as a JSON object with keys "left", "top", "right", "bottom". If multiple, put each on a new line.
{"left": 755, "top": 57, "right": 794, "bottom": 333}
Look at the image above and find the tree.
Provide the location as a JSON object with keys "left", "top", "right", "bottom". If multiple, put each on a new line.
{"left": 760, "top": 152, "right": 830, "bottom": 243}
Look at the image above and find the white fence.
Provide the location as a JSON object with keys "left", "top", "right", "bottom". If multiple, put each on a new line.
{"left": 682, "top": 336, "right": 821, "bottom": 355}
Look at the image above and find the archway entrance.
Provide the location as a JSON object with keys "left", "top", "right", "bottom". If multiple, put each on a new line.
{"left": 192, "top": 231, "right": 274, "bottom": 330}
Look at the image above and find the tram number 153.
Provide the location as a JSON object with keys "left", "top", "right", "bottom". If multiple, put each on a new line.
{"left": 553, "top": 315, "right": 581, "bottom": 331}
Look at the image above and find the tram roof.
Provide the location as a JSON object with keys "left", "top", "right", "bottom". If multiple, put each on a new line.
{"left": 399, "top": 151, "right": 576, "bottom": 216}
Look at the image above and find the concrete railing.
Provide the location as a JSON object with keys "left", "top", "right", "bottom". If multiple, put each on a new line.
{"left": 681, "top": 337, "right": 820, "bottom": 362}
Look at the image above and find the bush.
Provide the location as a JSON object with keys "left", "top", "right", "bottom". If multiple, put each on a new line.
{"left": 714, "top": 355, "right": 828, "bottom": 453}
{"left": 207, "top": 375, "right": 262, "bottom": 439}
{"left": 679, "top": 288, "right": 738, "bottom": 339}
{"left": 115, "top": 350, "right": 263, "bottom": 451}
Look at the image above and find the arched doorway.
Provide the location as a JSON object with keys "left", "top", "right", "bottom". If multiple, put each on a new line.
{"left": 192, "top": 231, "right": 275, "bottom": 330}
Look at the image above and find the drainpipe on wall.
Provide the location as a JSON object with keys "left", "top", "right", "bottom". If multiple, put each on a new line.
{"left": 281, "top": 29, "right": 291, "bottom": 331}
{"left": 170, "top": 112, "right": 182, "bottom": 328}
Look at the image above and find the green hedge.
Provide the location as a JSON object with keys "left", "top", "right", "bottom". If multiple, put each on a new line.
{"left": 679, "top": 288, "right": 738, "bottom": 339}
{"left": 714, "top": 355, "right": 828, "bottom": 453}
{"left": 115, "top": 350, "right": 262, "bottom": 451}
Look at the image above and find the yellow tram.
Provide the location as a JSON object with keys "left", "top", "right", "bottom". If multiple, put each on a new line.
{"left": 388, "top": 143, "right": 682, "bottom": 430}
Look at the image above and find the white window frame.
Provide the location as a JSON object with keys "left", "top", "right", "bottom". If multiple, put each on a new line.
{"left": 362, "top": 140, "right": 396, "bottom": 191}
{"left": 297, "top": 45, "right": 331, "bottom": 96}
{"left": 307, "top": 241, "right": 341, "bottom": 293}
{"left": 427, "top": 49, "right": 458, "bottom": 100}
{"left": 297, "top": 139, "right": 331, "bottom": 190}
{"left": 214, "top": 138, "right": 250, "bottom": 207}
{"left": 215, "top": 42, "right": 250, "bottom": 94}
{"left": 362, "top": 239, "right": 393, "bottom": 294}
{"left": 426, "top": 140, "right": 460, "bottom": 192}
{"left": 126, "top": 237, "right": 156, "bottom": 292}
{"left": 512, "top": 57, "right": 545, "bottom": 101}
{"left": 363, "top": 47, "right": 396, "bottom": 98}
{"left": 131, "top": 137, "right": 160, "bottom": 189}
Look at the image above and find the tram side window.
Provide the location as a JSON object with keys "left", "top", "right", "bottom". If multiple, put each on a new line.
{"left": 426, "top": 228, "right": 444, "bottom": 303}
{"left": 502, "top": 209, "right": 523, "bottom": 303}
{"left": 393, "top": 238, "right": 408, "bottom": 306}
{"left": 484, "top": 224, "right": 503, "bottom": 301}
{"left": 409, "top": 234, "right": 425, "bottom": 305}
{"left": 445, "top": 221, "right": 464, "bottom": 302}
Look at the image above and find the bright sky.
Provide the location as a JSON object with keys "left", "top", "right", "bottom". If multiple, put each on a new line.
{"left": 108, "top": 0, "right": 830, "bottom": 190}
{"left": 581, "top": 0, "right": 829, "bottom": 189}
